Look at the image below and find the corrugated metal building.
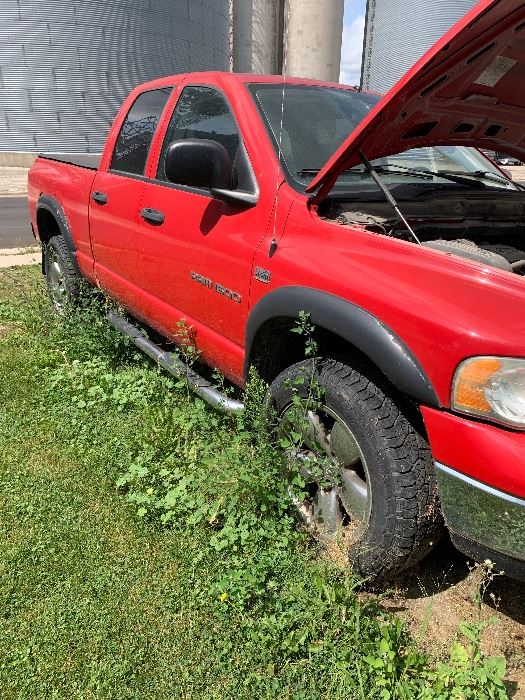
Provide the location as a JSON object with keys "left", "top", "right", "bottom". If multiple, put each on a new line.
{"left": 361, "top": 0, "right": 477, "bottom": 93}
{"left": 0, "top": 0, "right": 230, "bottom": 153}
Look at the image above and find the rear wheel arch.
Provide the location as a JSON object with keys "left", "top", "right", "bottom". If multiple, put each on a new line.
{"left": 245, "top": 287, "right": 439, "bottom": 409}
{"left": 36, "top": 195, "right": 80, "bottom": 276}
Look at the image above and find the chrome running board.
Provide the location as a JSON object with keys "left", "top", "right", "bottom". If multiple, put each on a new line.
{"left": 108, "top": 311, "right": 244, "bottom": 414}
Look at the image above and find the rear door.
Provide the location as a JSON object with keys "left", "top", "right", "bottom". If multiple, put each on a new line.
{"left": 89, "top": 87, "right": 172, "bottom": 303}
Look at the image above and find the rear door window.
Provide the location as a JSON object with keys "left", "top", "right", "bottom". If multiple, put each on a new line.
{"left": 110, "top": 87, "right": 172, "bottom": 175}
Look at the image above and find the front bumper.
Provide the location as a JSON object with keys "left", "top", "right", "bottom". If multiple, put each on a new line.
{"left": 421, "top": 406, "right": 525, "bottom": 577}
{"left": 435, "top": 462, "right": 525, "bottom": 578}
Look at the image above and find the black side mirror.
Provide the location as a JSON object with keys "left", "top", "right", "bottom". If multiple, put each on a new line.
{"left": 164, "top": 139, "right": 232, "bottom": 190}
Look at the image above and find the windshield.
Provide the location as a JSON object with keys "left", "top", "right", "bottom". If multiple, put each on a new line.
{"left": 248, "top": 83, "right": 516, "bottom": 193}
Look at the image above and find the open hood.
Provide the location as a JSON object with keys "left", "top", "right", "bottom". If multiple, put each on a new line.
{"left": 306, "top": 0, "right": 525, "bottom": 201}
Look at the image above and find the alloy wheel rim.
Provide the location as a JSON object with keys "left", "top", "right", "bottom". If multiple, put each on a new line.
{"left": 47, "top": 255, "right": 68, "bottom": 311}
{"left": 280, "top": 403, "right": 371, "bottom": 537}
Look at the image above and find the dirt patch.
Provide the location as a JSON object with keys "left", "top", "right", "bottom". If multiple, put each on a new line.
{"left": 321, "top": 521, "right": 362, "bottom": 569}
{"left": 322, "top": 535, "right": 525, "bottom": 696}
{"left": 389, "top": 540, "right": 525, "bottom": 697}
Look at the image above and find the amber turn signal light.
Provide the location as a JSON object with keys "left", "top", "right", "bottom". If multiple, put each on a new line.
{"left": 452, "top": 356, "right": 525, "bottom": 429}
{"left": 453, "top": 358, "right": 501, "bottom": 414}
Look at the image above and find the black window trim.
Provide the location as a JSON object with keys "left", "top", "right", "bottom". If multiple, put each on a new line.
{"left": 105, "top": 168, "right": 220, "bottom": 199}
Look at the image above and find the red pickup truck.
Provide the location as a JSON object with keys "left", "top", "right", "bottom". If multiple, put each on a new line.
{"left": 28, "top": 0, "right": 525, "bottom": 583}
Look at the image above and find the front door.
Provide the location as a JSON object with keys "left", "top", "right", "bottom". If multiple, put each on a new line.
{"left": 136, "top": 85, "right": 271, "bottom": 380}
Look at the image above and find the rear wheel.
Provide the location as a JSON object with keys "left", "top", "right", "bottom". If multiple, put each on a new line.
{"left": 44, "top": 235, "right": 81, "bottom": 312}
{"left": 270, "top": 358, "right": 443, "bottom": 583}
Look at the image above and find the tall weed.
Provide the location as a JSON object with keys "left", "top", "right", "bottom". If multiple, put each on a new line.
{"left": 0, "top": 268, "right": 509, "bottom": 699}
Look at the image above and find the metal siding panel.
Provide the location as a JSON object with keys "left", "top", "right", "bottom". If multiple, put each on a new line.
{"left": 0, "top": 44, "right": 25, "bottom": 65}
{"left": 0, "top": 88, "right": 31, "bottom": 109}
{"left": 362, "top": 0, "right": 477, "bottom": 92}
{"left": 0, "top": 0, "right": 230, "bottom": 152}
{"left": 0, "top": 1, "right": 21, "bottom": 21}
{"left": 18, "top": 1, "right": 76, "bottom": 22}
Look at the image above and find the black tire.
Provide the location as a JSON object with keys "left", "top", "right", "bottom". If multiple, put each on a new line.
{"left": 44, "top": 235, "right": 82, "bottom": 312}
{"left": 270, "top": 357, "right": 444, "bottom": 584}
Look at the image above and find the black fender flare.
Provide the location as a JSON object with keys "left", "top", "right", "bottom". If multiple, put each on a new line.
{"left": 36, "top": 195, "right": 81, "bottom": 276}
{"left": 245, "top": 286, "right": 440, "bottom": 408}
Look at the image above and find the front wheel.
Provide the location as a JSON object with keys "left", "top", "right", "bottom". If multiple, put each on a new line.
{"left": 270, "top": 358, "right": 443, "bottom": 583}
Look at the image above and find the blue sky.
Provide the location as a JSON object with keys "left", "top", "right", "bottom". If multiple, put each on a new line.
{"left": 340, "top": 0, "right": 367, "bottom": 85}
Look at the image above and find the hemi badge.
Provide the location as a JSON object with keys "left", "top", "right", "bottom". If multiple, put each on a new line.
{"left": 255, "top": 267, "right": 271, "bottom": 284}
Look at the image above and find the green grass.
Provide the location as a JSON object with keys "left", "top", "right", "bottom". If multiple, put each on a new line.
{"left": 0, "top": 266, "right": 509, "bottom": 699}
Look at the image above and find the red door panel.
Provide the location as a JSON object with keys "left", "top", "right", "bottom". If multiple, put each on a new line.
{"left": 89, "top": 171, "right": 145, "bottom": 301}
{"left": 136, "top": 182, "right": 266, "bottom": 348}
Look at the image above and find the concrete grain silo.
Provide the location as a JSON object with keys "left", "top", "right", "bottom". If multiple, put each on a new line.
{"left": 231, "top": 0, "right": 345, "bottom": 83}
{"left": 0, "top": 0, "right": 230, "bottom": 153}
{"left": 361, "top": 0, "right": 477, "bottom": 92}
{"left": 232, "top": 0, "right": 283, "bottom": 74}
{"left": 283, "top": 0, "right": 345, "bottom": 83}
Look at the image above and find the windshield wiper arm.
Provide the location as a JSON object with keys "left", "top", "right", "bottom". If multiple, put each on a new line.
{"left": 297, "top": 166, "right": 433, "bottom": 181}
{"left": 299, "top": 165, "right": 492, "bottom": 189}
{"left": 373, "top": 165, "right": 433, "bottom": 180}
{"left": 375, "top": 164, "right": 485, "bottom": 188}
{"left": 463, "top": 169, "right": 511, "bottom": 184}
{"left": 297, "top": 167, "right": 373, "bottom": 177}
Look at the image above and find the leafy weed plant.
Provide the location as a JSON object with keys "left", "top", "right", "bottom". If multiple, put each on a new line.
{"left": 0, "top": 266, "right": 509, "bottom": 699}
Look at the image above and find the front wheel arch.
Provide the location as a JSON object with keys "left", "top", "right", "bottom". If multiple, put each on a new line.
{"left": 245, "top": 287, "right": 439, "bottom": 408}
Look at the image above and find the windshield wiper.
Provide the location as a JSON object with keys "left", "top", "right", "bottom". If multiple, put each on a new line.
{"left": 374, "top": 164, "right": 485, "bottom": 188}
{"left": 449, "top": 169, "right": 511, "bottom": 185}
{"left": 297, "top": 167, "right": 370, "bottom": 177}
{"left": 373, "top": 165, "right": 433, "bottom": 180}
{"left": 298, "top": 165, "right": 483, "bottom": 187}
{"left": 299, "top": 165, "right": 510, "bottom": 189}
{"left": 297, "top": 166, "right": 433, "bottom": 181}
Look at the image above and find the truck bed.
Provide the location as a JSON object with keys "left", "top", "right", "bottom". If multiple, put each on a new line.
{"left": 38, "top": 153, "right": 101, "bottom": 170}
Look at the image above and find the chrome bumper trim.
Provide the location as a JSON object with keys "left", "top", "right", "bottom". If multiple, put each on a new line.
{"left": 435, "top": 461, "right": 525, "bottom": 562}
{"left": 435, "top": 462, "right": 525, "bottom": 507}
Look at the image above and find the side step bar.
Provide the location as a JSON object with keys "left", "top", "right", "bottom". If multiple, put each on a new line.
{"left": 108, "top": 311, "right": 244, "bottom": 414}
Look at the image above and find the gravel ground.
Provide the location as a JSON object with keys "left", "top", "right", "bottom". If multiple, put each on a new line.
{"left": 0, "top": 167, "right": 29, "bottom": 197}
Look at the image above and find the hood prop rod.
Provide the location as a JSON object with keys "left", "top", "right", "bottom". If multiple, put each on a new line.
{"left": 359, "top": 150, "right": 421, "bottom": 245}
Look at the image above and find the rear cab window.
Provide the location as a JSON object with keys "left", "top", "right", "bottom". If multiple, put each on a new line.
{"left": 110, "top": 87, "right": 172, "bottom": 175}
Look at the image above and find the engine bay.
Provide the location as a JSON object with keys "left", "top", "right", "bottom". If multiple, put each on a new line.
{"left": 319, "top": 186, "right": 525, "bottom": 275}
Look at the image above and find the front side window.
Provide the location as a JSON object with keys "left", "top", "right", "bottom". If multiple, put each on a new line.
{"left": 111, "top": 87, "right": 172, "bottom": 175}
{"left": 157, "top": 86, "right": 240, "bottom": 182}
